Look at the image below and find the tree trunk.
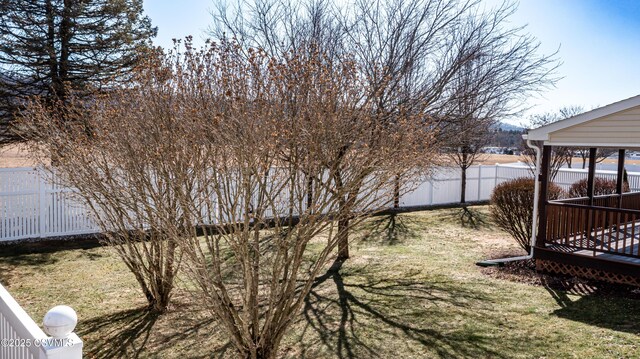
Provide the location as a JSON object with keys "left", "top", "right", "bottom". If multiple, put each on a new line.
{"left": 333, "top": 165, "right": 350, "bottom": 260}
{"left": 242, "top": 347, "right": 277, "bottom": 359}
{"left": 155, "top": 238, "right": 177, "bottom": 313}
{"left": 460, "top": 166, "right": 467, "bottom": 204}
{"left": 393, "top": 174, "right": 400, "bottom": 208}
{"left": 132, "top": 270, "right": 167, "bottom": 314}
{"left": 337, "top": 218, "right": 350, "bottom": 260}
{"left": 460, "top": 151, "right": 469, "bottom": 204}
{"left": 128, "top": 235, "right": 176, "bottom": 314}
{"left": 306, "top": 176, "right": 313, "bottom": 211}
{"left": 45, "top": 0, "right": 58, "bottom": 96}
{"left": 236, "top": 334, "right": 281, "bottom": 359}
{"left": 58, "top": 0, "right": 72, "bottom": 102}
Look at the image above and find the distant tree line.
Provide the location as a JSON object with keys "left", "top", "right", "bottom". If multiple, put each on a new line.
{"left": 492, "top": 128, "right": 526, "bottom": 149}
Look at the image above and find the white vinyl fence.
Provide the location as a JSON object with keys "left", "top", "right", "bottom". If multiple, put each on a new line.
{"left": 0, "top": 168, "right": 97, "bottom": 241}
{"left": 400, "top": 164, "right": 513, "bottom": 207}
{"left": 2, "top": 164, "right": 640, "bottom": 242}
{"left": 0, "top": 281, "right": 82, "bottom": 358}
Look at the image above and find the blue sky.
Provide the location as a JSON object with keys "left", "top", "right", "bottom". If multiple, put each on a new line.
{"left": 142, "top": 0, "right": 640, "bottom": 126}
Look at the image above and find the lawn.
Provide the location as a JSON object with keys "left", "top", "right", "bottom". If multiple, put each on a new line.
{"left": 1, "top": 206, "right": 638, "bottom": 358}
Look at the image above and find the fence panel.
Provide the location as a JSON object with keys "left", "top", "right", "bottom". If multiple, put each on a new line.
{"left": 0, "top": 281, "right": 46, "bottom": 359}
{"left": 1, "top": 168, "right": 42, "bottom": 240}
{"left": 0, "top": 168, "right": 100, "bottom": 241}
{"left": 3, "top": 164, "right": 640, "bottom": 241}
{"left": 398, "top": 177, "right": 433, "bottom": 207}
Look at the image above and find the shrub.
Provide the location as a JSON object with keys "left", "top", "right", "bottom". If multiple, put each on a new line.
{"left": 568, "top": 177, "right": 627, "bottom": 198}
{"left": 490, "top": 177, "right": 563, "bottom": 252}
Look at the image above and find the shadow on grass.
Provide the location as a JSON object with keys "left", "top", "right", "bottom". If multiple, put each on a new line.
{"left": 0, "top": 251, "right": 59, "bottom": 266}
{"left": 0, "top": 252, "right": 60, "bottom": 285}
{"left": 458, "top": 206, "right": 489, "bottom": 229}
{"left": 542, "top": 277, "right": 640, "bottom": 335}
{"left": 0, "top": 247, "right": 107, "bottom": 285}
{"left": 424, "top": 206, "right": 493, "bottom": 230}
{"left": 358, "top": 213, "right": 421, "bottom": 245}
{"left": 77, "top": 305, "right": 234, "bottom": 359}
{"left": 298, "top": 259, "right": 511, "bottom": 359}
{"left": 77, "top": 307, "right": 159, "bottom": 359}
{"left": 0, "top": 235, "right": 103, "bottom": 256}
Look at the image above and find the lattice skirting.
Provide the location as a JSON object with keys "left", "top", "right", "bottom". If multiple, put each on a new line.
{"left": 536, "top": 259, "right": 640, "bottom": 287}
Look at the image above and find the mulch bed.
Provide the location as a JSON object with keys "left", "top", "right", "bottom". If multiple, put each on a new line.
{"left": 480, "top": 249, "right": 640, "bottom": 299}
{"left": 0, "top": 233, "right": 104, "bottom": 256}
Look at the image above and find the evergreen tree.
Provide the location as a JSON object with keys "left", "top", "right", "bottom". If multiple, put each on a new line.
{"left": 0, "top": 0, "right": 156, "bottom": 144}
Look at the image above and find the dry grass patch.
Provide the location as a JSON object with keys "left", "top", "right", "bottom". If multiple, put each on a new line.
{"left": 1, "top": 206, "right": 639, "bottom": 358}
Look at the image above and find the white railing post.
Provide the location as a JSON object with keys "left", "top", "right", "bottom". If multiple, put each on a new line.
{"left": 41, "top": 305, "right": 83, "bottom": 359}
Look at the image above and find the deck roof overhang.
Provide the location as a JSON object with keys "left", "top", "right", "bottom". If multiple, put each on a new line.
{"left": 525, "top": 94, "right": 640, "bottom": 148}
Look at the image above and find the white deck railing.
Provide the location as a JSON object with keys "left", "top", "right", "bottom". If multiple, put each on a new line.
{"left": 0, "top": 282, "right": 82, "bottom": 358}
{"left": 2, "top": 164, "right": 640, "bottom": 241}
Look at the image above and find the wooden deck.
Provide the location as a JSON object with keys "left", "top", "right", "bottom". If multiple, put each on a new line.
{"left": 547, "top": 245, "right": 640, "bottom": 266}
{"left": 534, "top": 146, "right": 640, "bottom": 286}
{"left": 536, "top": 217, "right": 640, "bottom": 286}
{"left": 545, "top": 223, "right": 640, "bottom": 266}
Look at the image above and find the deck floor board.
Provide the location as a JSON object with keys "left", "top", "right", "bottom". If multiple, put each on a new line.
{"left": 572, "top": 249, "right": 640, "bottom": 265}
{"left": 546, "top": 224, "right": 640, "bottom": 266}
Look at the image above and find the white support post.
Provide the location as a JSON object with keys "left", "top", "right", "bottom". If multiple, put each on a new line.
{"left": 477, "top": 165, "right": 482, "bottom": 201}
{"left": 428, "top": 179, "right": 434, "bottom": 205}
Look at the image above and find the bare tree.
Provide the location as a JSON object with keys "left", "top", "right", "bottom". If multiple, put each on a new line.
{"left": 437, "top": 2, "right": 558, "bottom": 205}
{"left": 20, "top": 40, "right": 431, "bottom": 358}
{"left": 182, "top": 44, "right": 430, "bottom": 358}
{"left": 444, "top": 115, "right": 494, "bottom": 204}
{"left": 210, "top": 0, "right": 558, "bottom": 257}
{"left": 19, "top": 48, "right": 191, "bottom": 314}
{"left": 572, "top": 147, "right": 616, "bottom": 169}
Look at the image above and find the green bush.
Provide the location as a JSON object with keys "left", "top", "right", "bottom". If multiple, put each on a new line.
{"left": 490, "top": 177, "right": 563, "bottom": 252}
{"left": 567, "top": 177, "right": 626, "bottom": 198}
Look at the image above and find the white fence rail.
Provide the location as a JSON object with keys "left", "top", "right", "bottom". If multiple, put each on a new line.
{"left": 0, "top": 282, "right": 82, "bottom": 358}
{"left": 1, "top": 168, "right": 97, "bottom": 241}
{"left": 400, "top": 165, "right": 510, "bottom": 207}
{"left": 2, "top": 164, "right": 639, "bottom": 242}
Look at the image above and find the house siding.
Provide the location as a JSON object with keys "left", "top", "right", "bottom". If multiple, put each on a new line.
{"left": 548, "top": 105, "right": 640, "bottom": 146}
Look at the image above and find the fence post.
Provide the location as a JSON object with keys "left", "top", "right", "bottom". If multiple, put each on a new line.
{"left": 41, "top": 305, "right": 83, "bottom": 358}
{"left": 494, "top": 163, "right": 499, "bottom": 189}
{"left": 428, "top": 179, "right": 434, "bottom": 205}
{"left": 38, "top": 168, "right": 46, "bottom": 238}
{"left": 477, "top": 165, "right": 482, "bottom": 201}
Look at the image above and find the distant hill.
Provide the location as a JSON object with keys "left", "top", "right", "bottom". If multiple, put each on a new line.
{"left": 490, "top": 122, "right": 526, "bottom": 149}
{"left": 493, "top": 122, "right": 525, "bottom": 132}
